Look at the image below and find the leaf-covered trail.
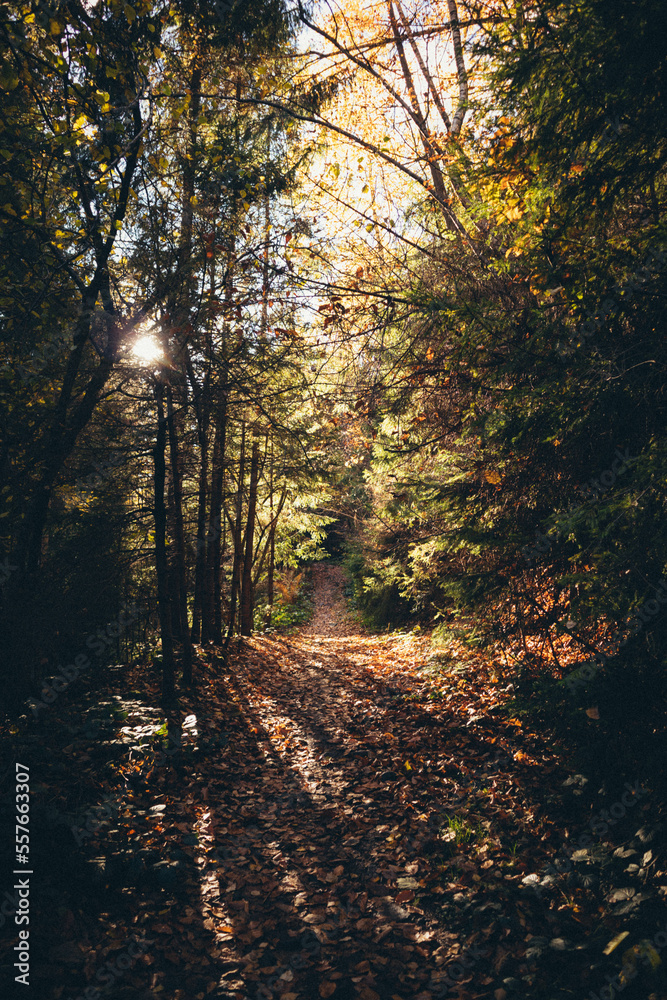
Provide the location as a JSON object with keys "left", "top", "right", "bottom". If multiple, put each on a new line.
{"left": 3, "top": 564, "right": 662, "bottom": 1000}
{"left": 191, "top": 565, "right": 564, "bottom": 999}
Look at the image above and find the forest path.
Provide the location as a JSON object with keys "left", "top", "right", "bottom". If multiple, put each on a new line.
{"left": 191, "top": 564, "right": 557, "bottom": 999}
{"left": 2, "top": 565, "right": 643, "bottom": 1000}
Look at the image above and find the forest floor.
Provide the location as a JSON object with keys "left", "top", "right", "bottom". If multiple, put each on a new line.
{"left": 1, "top": 564, "right": 666, "bottom": 1000}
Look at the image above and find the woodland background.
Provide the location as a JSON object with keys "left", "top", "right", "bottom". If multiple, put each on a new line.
{"left": 0, "top": 0, "right": 666, "bottom": 791}
{"left": 1, "top": 3, "right": 667, "bottom": 999}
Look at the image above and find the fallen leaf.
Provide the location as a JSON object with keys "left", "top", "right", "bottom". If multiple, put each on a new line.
{"left": 603, "top": 931, "right": 630, "bottom": 955}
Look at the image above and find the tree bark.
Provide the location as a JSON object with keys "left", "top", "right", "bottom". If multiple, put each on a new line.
{"left": 190, "top": 412, "right": 209, "bottom": 644}
{"left": 166, "top": 382, "right": 193, "bottom": 686}
{"left": 208, "top": 394, "right": 228, "bottom": 644}
{"left": 225, "top": 419, "right": 246, "bottom": 647}
{"left": 153, "top": 379, "right": 175, "bottom": 704}
{"left": 240, "top": 437, "right": 260, "bottom": 636}
{"left": 265, "top": 439, "right": 275, "bottom": 626}
{"left": 202, "top": 400, "right": 226, "bottom": 642}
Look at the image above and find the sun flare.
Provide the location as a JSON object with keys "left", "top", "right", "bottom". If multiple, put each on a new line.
{"left": 132, "top": 335, "right": 163, "bottom": 364}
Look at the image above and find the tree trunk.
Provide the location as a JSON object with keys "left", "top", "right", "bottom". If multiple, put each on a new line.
{"left": 225, "top": 419, "right": 246, "bottom": 647}
{"left": 209, "top": 395, "right": 228, "bottom": 644}
{"left": 191, "top": 420, "right": 208, "bottom": 643}
{"left": 216, "top": 488, "right": 227, "bottom": 642}
{"left": 153, "top": 379, "right": 175, "bottom": 704}
{"left": 240, "top": 437, "right": 260, "bottom": 636}
{"left": 265, "top": 439, "right": 275, "bottom": 626}
{"left": 166, "top": 383, "right": 193, "bottom": 686}
{"left": 202, "top": 394, "right": 227, "bottom": 643}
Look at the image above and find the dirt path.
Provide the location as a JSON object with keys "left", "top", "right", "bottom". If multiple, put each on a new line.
{"left": 190, "top": 565, "right": 558, "bottom": 1000}
{"left": 9, "top": 565, "right": 655, "bottom": 1000}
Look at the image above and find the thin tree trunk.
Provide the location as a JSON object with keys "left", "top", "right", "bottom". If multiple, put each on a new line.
{"left": 166, "top": 383, "right": 193, "bottom": 686}
{"left": 167, "top": 484, "right": 182, "bottom": 643}
{"left": 202, "top": 403, "right": 226, "bottom": 642}
{"left": 153, "top": 379, "right": 175, "bottom": 704}
{"left": 225, "top": 419, "right": 246, "bottom": 647}
{"left": 210, "top": 394, "right": 228, "bottom": 644}
{"left": 191, "top": 424, "right": 208, "bottom": 643}
{"left": 386, "top": 1, "right": 469, "bottom": 239}
{"left": 265, "top": 439, "right": 275, "bottom": 626}
{"left": 260, "top": 124, "right": 271, "bottom": 339}
{"left": 240, "top": 437, "right": 260, "bottom": 636}
{"left": 446, "top": 0, "right": 469, "bottom": 136}
{"left": 188, "top": 197, "right": 216, "bottom": 643}
{"left": 216, "top": 491, "right": 227, "bottom": 641}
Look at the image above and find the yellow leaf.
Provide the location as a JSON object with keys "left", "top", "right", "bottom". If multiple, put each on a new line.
{"left": 49, "top": 19, "right": 63, "bottom": 35}
{"left": 603, "top": 931, "right": 630, "bottom": 956}
{"left": 483, "top": 469, "right": 502, "bottom": 485}
{"left": 124, "top": 4, "right": 136, "bottom": 21}
{"left": 153, "top": 46, "right": 164, "bottom": 59}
